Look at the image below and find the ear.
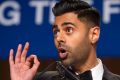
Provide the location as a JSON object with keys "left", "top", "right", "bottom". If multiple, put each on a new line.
{"left": 89, "top": 26, "right": 100, "bottom": 44}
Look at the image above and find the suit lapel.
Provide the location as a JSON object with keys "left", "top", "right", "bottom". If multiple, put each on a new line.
{"left": 102, "top": 65, "right": 114, "bottom": 80}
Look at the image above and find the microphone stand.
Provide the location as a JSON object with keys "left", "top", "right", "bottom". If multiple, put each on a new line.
{"left": 56, "top": 61, "right": 80, "bottom": 80}
{"left": 38, "top": 61, "right": 80, "bottom": 80}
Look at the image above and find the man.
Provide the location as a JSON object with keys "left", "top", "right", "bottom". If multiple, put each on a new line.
{"left": 9, "top": 0, "right": 120, "bottom": 80}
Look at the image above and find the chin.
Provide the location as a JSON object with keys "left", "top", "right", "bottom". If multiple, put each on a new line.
{"left": 61, "top": 58, "right": 73, "bottom": 67}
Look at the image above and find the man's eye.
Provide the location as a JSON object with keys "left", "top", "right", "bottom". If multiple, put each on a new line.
{"left": 53, "top": 30, "right": 59, "bottom": 36}
{"left": 66, "top": 27, "right": 73, "bottom": 33}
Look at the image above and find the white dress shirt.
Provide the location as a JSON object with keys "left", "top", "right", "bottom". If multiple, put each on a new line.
{"left": 74, "top": 58, "right": 104, "bottom": 80}
{"left": 91, "top": 58, "right": 104, "bottom": 80}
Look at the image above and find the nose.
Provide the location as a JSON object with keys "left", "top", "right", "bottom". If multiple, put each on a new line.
{"left": 56, "top": 32, "right": 65, "bottom": 43}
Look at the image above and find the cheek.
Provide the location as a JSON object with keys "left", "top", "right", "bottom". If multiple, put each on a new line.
{"left": 54, "top": 39, "right": 58, "bottom": 47}
{"left": 67, "top": 34, "right": 84, "bottom": 48}
{"left": 68, "top": 34, "right": 90, "bottom": 54}
{"left": 71, "top": 38, "right": 91, "bottom": 62}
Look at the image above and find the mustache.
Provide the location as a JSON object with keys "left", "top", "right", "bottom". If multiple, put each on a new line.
{"left": 58, "top": 43, "right": 71, "bottom": 52}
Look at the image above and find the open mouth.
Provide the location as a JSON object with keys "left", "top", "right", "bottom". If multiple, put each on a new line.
{"left": 58, "top": 48, "right": 68, "bottom": 59}
{"left": 59, "top": 48, "right": 66, "bottom": 53}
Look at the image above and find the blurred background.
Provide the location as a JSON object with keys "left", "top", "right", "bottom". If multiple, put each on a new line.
{"left": 0, "top": 0, "right": 120, "bottom": 80}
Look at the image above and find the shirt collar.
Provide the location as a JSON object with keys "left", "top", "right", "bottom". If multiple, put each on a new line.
{"left": 91, "top": 58, "right": 104, "bottom": 80}
{"left": 69, "top": 58, "right": 104, "bottom": 80}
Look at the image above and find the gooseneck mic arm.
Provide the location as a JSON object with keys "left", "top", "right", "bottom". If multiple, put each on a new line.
{"left": 37, "top": 61, "right": 80, "bottom": 80}
{"left": 56, "top": 61, "right": 80, "bottom": 80}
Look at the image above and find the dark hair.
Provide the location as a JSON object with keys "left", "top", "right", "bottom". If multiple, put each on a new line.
{"left": 52, "top": 0, "right": 100, "bottom": 27}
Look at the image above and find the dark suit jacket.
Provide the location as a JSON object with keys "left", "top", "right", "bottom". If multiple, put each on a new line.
{"left": 102, "top": 66, "right": 120, "bottom": 80}
{"left": 34, "top": 66, "right": 120, "bottom": 80}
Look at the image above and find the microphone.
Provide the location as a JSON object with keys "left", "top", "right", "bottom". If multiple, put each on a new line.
{"left": 37, "top": 61, "right": 56, "bottom": 77}
{"left": 38, "top": 60, "right": 80, "bottom": 80}
{"left": 56, "top": 61, "right": 80, "bottom": 80}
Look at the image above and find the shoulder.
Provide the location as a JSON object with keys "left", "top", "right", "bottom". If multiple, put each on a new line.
{"left": 34, "top": 71, "right": 59, "bottom": 80}
{"left": 103, "top": 66, "right": 120, "bottom": 80}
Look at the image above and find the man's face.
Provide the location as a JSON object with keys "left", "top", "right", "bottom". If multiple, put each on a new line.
{"left": 53, "top": 12, "right": 92, "bottom": 67}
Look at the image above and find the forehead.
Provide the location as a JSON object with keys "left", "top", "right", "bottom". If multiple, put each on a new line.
{"left": 54, "top": 12, "right": 79, "bottom": 25}
{"left": 53, "top": 12, "right": 87, "bottom": 30}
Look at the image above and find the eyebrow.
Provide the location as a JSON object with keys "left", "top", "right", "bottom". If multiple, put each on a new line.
{"left": 52, "top": 22, "right": 76, "bottom": 30}
{"left": 61, "top": 22, "right": 76, "bottom": 27}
